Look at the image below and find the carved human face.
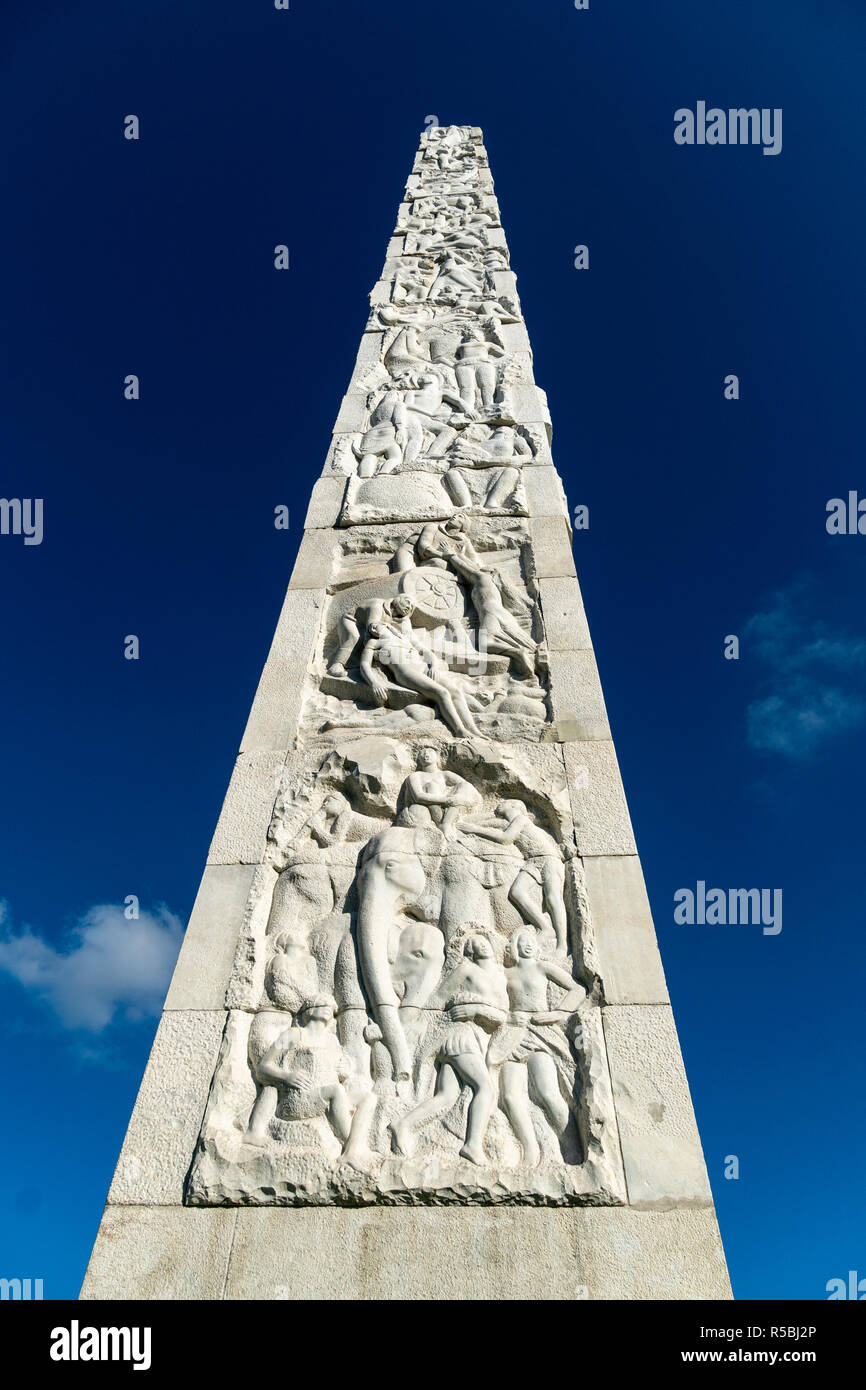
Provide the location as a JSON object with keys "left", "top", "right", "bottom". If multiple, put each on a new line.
{"left": 418, "top": 747, "right": 439, "bottom": 770}
{"left": 515, "top": 930, "right": 537, "bottom": 960}
{"left": 301, "top": 997, "right": 335, "bottom": 1025}
{"left": 465, "top": 934, "right": 492, "bottom": 961}
{"left": 392, "top": 596, "right": 414, "bottom": 619}
{"left": 323, "top": 794, "right": 344, "bottom": 816}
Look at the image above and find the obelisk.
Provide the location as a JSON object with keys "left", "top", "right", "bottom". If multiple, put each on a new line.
{"left": 82, "top": 126, "right": 730, "bottom": 1300}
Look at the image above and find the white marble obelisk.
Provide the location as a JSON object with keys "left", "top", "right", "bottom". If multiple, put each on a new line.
{"left": 82, "top": 126, "right": 730, "bottom": 1300}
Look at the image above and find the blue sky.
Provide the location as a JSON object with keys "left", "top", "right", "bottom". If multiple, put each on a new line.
{"left": 2, "top": 0, "right": 865, "bottom": 1299}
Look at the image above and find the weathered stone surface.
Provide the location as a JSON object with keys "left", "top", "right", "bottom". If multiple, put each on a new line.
{"left": 239, "top": 665, "right": 306, "bottom": 754}
{"left": 80, "top": 1206, "right": 236, "bottom": 1300}
{"left": 562, "top": 740, "right": 637, "bottom": 856}
{"left": 288, "top": 528, "right": 340, "bottom": 589}
{"left": 303, "top": 476, "right": 346, "bottom": 529}
{"left": 107, "top": 1010, "right": 227, "bottom": 1205}
{"left": 207, "top": 753, "right": 282, "bottom": 865}
{"left": 582, "top": 856, "right": 668, "bottom": 1005}
{"left": 602, "top": 1005, "right": 713, "bottom": 1208}
{"left": 165, "top": 865, "right": 259, "bottom": 1011}
{"left": 523, "top": 465, "right": 570, "bottom": 520}
{"left": 529, "top": 516, "right": 577, "bottom": 579}
{"left": 547, "top": 649, "right": 612, "bottom": 741}
{"left": 538, "top": 577, "right": 592, "bottom": 650}
{"left": 262, "top": 587, "right": 327, "bottom": 665}
{"left": 188, "top": 739, "right": 627, "bottom": 1207}
{"left": 223, "top": 1205, "right": 729, "bottom": 1300}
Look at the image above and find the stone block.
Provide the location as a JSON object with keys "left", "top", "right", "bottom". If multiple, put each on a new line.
{"left": 582, "top": 856, "right": 669, "bottom": 1005}
{"left": 222, "top": 1205, "right": 729, "bottom": 1300}
{"left": 165, "top": 865, "right": 258, "bottom": 1012}
{"left": 332, "top": 392, "right": 367, "bottom": 435}
{"left": 524, "top": 465, "right": 570, "bottom": 521}
{"left": 547, "top": 649, "right": 611, "bottom": 741}
{"left": 538, "top": 576, "right": 592, "bottom": 650}
{"left": 288, "top": 528, "right": 341, "bottom": 589}
{"left": 562, "top": 740, "right": 637, "bottom": 856}
{"left": 262, "top": 587, "right": 327, "bottom": 666}
{"left": 239, "top": 662, "right": 307, "bottom": 753}
{"left": 303, "top": 476, "right": 346, "bottom": 530}
{"left": 80, "top": 1206, "right": 236, "bottom": 1300}
{"left": 107, "top": 1010, "right": 227, "bottom": 1205}
{"left": 207, "top": 752, "right": 283, "bottom": 866}
{"left": 603, "top": 1004, "right": 713, "bottom": 1208}
{"left": 529, "top": 516, "right": 576, "bottom": 578}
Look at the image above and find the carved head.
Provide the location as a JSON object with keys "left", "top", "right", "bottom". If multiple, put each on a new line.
{"left": 273, "top": 930, "right": 309, "bottom": 957}
{"left": 322, "top": 792, "right": 349, "bottom": 817}
{"left": 464, "top": 933, "right": 493, "bottom": 962}
{"left": 391, "top": 595, "right": 415, "bottom": 620}
{"left": 496, "top": 798, "right": 526, "bottom": 819}
{"left": 298, "top": 994, "right": 336, "bottom": 1025}
{"left": 510, "top": 927, "right": 538, "bottom": 962}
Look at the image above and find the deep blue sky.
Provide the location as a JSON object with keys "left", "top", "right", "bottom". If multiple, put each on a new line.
{"left": 2, "top": 0, "right": 864, "bottom": 1300}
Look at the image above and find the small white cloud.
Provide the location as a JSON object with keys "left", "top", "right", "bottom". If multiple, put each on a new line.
{"left": 744, "top": 580, "right": 866, "bottom": 759}
{"left": 0, "top": 902, "right": 183, "bottom": 1031}
{"left": 747, "top": 683, "right": 866, "bottom": 760}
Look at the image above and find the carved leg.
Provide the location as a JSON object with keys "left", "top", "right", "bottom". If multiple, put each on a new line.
{"left": 455, "top": 363, "right": 476, "bottom": 411}
{"left": 453, "top": 1053, "right": 495, "bottom": 1165}
{"left": 508, "top": 869, "right": 549, "bottom": 935}
{"left": 329, "top": 615, "right": 361, "bottom": 676}
{"left": 340, "top": 1090, "right": 378, "bottom": 1170}
{"left": 499, "top": 1062, "right": 541, "bottom": 1166}
{"left": 245, "top": 1084, "right": 278, "bottom": 1145}
{"left": 374, "top": 442, "right": 404, "bottom": 475}
{"left": 390, "top": 1063, "right": 461, "bottom": 1156}
{"left": 443, "top": 466, "right": 472, "bottom": 509}
{"left": 425, "top": 423, "right": 458, "bottom": 459}
{"left": 540, "top": 859, "right": 568, "bottom": 953}
{"left": 484, "top": 467, "right": 518, "bottom": 509}
{"left": 527, "top": 1053, "right": 569, "bottom": 1136}
{"left": 476, "top": 363, "right": 496, "bottom": 410}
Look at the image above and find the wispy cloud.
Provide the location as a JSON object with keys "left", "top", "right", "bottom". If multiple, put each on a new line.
{"left": 0, "top": 901, "right": 183, "bottom": 1031}
{"left": 744, "top": 580, "right": 866, "bottom": 759}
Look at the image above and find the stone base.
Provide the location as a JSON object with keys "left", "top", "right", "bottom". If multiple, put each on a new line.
{"left": 81, "top": 1204, "right": 731, "bottom": 1301}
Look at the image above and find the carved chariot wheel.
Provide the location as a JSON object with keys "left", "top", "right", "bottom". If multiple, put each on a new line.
{"left": 400, "top": 567, "right": 462, "bottom": 621}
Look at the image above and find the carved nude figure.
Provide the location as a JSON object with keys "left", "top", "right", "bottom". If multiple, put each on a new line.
{"left": 491, "top": 929, "right": 585, "bottom": 1165}
{"left": 397, "top": 372, "right": 471, "bottom": 465}
{"left": 359, "top": 617, "right": 484, "bottom": 738}
{"left": 390, "top": 933, "right": 508, "bottom": 1165}
{"left": 462, "top": 799, "right": 568, "bottom": 951}
{"left": 263, "top": 930, "right": 319, "bottom": 1017}
{"left": 246, "top": 996, "right": 375, "bottom": 1170}
{"left": 398, "top": 745, "right": 482, "bottom": 832}
{"left": 355, "top": 822, "right": 428, "bottom": 1081}
{"left": 266, "top": 792, "right": 360, "bottom": 936}
{"left": 328, "top": 594, "right": 415, "bottom": 677}
{"left": 445, "top": 424, "right": 530, "bottom": 510}
{"left": 453, "top": 327, "right": 506, "bottom": 413}
{"left": 456, "top": 562, "right": 537, "bottom": 679}
{"left": 426, "top": 251, "right": 485, "bottom": 301}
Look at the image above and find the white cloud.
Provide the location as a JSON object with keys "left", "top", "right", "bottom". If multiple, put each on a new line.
{"left": 0, "top": 902, "right": 183, "bottom": 1031}
{"left": 744, "top": 581, "right": 866, "bottom": 759}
